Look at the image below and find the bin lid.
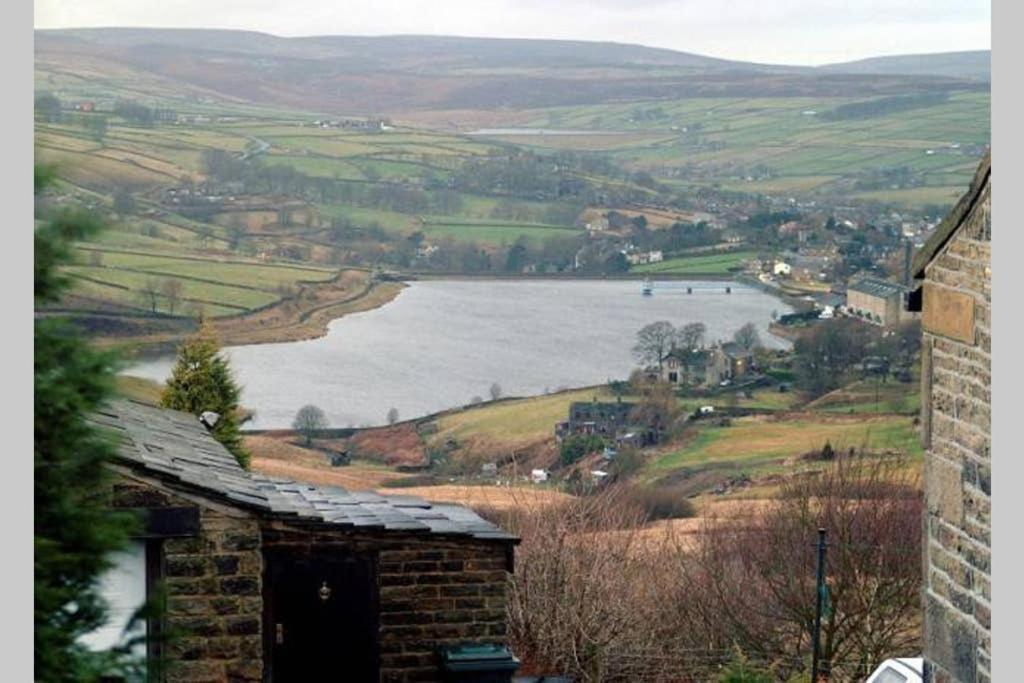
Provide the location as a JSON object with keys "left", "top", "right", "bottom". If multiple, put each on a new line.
{"left": 441, "top": 644, "right": 520, "bottom": 672}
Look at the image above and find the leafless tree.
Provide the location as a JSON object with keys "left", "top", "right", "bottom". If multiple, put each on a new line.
{"left": 386, "top": 407, "right": 399, "bottom": 425}
{"left": 490, "top": 382, "right": 503, "bottom": 401}
{"left": 292, "top": 404, "right": 328, "bottom": 446}
{"left": 161, "top": 278, "right": 184, "bottom": 315}
{"left": 667, "top": 453, "right": 922, "bottom": 680}
{"left": 632, "top": 321, "right": 677, "bottom": 369}
{"left": 678, "top": 321, "right": 707, "bottom": 351}
{"left": 733, "top": 321, "right": 762, "bottom": 350}
{"left": 138, "top": 278, "right": 161, "bottom": 314}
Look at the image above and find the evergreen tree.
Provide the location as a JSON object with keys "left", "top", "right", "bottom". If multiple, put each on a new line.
{"left": 35, "top": 165, "right": 142, "bottom": 680}
{"left": 160, "top": 325, "right": 250, "bottom": 468}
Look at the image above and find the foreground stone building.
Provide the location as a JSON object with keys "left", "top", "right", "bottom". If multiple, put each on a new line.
{"left": 89, "top": 400, "right": 517, "bottom": 683}
{"left": 909, "top": 150, "right": 990, "bottom": 682}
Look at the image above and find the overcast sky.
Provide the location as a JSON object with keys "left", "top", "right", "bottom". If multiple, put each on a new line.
{"left": 34, "top": 0, "right": 990, "bottom": 66}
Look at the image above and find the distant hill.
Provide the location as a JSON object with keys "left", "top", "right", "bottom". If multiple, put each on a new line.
{"left": 34, "top": 28, "right": 989, "bottom": 114}
{"left": 820, "top": 50, "right": 990, "bottom": 82}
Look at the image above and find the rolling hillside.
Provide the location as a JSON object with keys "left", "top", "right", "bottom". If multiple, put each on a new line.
{"left": 35, "top": 29, "right": 988, "bottom": 114}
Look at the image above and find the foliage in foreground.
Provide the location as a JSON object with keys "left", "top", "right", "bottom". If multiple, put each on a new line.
{"left": 35, "top": 165, "right": 143, "bottom": 681}
{"left": 503, "top": 454, "right": 921, "bottom": 682}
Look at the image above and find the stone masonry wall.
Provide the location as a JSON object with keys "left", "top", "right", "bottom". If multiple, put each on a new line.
{"left": 377, "top": 543, "right": 511, "bottom": 683}
{"left": 112, "top": 473, "right": 264, "bottom": 683}
{"left": 921, "top": 176, "right": 991, "bottom": 683}
{"left": 261, "top": 525, "right": 513, "bottom": 683}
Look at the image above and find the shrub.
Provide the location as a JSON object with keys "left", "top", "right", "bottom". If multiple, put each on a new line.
{"left": 625, "top": 485, "right": 697, "bottom": 521}
{"left": 559, "top": 434, "right": 605, "bottom": 466}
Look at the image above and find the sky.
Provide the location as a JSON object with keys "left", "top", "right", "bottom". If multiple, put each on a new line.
{"left": 34, "top": 0, "right": 990, "bottom": 66}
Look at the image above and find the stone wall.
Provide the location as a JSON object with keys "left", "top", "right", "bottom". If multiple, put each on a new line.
{"left": 111, "top": 471, "right": 264, "bottom": 683}
{"left": 377, "top": 544, "right": 511, "bottom": 683}
{"left": 921, "top": 172, "right": 991, "bottom": 683}
{"left": 262, "top": 525, "right": 513, "bottom": 683}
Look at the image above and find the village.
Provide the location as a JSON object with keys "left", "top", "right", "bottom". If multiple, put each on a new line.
{"left": 29, "top": 17, "right": 995, "bottom": 683}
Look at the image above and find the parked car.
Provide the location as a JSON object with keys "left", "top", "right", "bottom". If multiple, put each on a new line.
{"left": 864, "top": 657, "right": 923, "bottom": 683}
{"left": 699, "top": 406, "right": 715, "bottom": 415}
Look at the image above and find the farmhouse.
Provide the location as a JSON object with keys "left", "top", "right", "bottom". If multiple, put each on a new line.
{"left": 846, "top": 276, "right": 908, "bottom": 327}
{"left": 88, "top": 400, "right": 517, "bottom": 683}
{"left": 660, "top": 343, "right": 754, "bottom": 387}
{"left": 908, "top": 151, "right": 990, "bottom": 683}
{"left": 556, "top": 399, "right": 634, "bottom": 439}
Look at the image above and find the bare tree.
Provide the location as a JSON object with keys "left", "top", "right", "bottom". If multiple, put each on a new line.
{"left": 196, "top": 224, "right": 215, "bottom": 247}
{"left": 632, "top": 321, "right": 677, "bottom": 369}
{"left": 489, "top": 382, "right": 503, "bottom": 401}
{"left": 161, "top": 278, "right": 184, "bottom": 315}
{"left": 292, "top": 404, "right": 328, "bottom": 446}
{"left": 386, "top": 407, "right": 399, "bottom": 425}
{"left": 667, "top": 454, "right": 922, "bottom": 680}
{"left": 138, "top": 278, "right": 161, "bottom": 314}
{"left": 733, "top": 321, "right": 762, "bottom": 350}
{"left": 678, "top": 321, "right": 707, "bottom": 351}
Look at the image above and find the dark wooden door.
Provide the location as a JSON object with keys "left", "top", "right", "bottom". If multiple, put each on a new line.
{"left": 268, "top": 553, "right": 378, "bottom": 681}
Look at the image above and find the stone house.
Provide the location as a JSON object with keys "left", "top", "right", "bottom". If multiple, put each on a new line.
{"left": 556, "top": 399, "right": 634, "bottom": 439}
{"left": 661, "top": 347, "right": 716, "bottom": 386}
{"left": 89, "top": 400, "right": 517, "bottom": 683}
{"left": 660, "top": 343, "right": 754, "bottom": 387}
{"left": 907, "top": 151, "right": 990, "bottom": 683}
{"left": 847, "top": 276, "right": 908, "bottom": 327}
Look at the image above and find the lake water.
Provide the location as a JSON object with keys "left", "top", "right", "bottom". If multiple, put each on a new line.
{"left": 124, "top": 280, "right": 790, "bottom": 430}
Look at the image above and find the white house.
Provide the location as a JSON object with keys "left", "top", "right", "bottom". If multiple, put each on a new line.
{"left": 773, "top": 261, "right": 792, "bottom": 276}
{"left": 530, "top": 469, "right": 549, "bottom": 484}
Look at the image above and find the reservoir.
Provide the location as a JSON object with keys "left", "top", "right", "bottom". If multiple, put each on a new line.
{"left": 125, "top": 279, "right": 790, "bottom": 429}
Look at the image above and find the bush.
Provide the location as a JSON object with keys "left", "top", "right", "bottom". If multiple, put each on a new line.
{"left": 559, "top": 434, "right": 605, "bottom": 466}
{"left": 625, "top": 485, "right": 697, "bottom": 521}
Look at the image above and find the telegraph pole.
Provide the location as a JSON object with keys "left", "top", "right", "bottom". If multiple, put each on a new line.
{"left": 811, "top": 528, "right": 827, "bottom": 682}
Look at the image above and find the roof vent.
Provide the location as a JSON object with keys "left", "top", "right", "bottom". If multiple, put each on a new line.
{"left": 199, "top": 411, "right": 221, "bottom": 430}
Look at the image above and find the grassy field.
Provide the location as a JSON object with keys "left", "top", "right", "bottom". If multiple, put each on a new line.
{"left": 428, "top": 386, "right": 618, "bottom": 452}
{"left": 62, "top": 247, "right": 337, "bottom": 317}
{"left": 649, "top": 413, "right": 921, "bottom": 474}
{"left": 518, "top": 93, "right": 989, "bottom": 210}
{"left": 632, "top": 251, "right": 756, "bottom": 275}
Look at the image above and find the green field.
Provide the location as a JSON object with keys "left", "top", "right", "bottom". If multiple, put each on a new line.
{"left": 649, "top": 414, "right": 922, "bottom": 473}
{"left": 520, "top": 93, "right": 989, "bottom": 207}
{"left": 632, "top": 251, "right": 756, "bottom": 275}
{"left": 62, "top": 247, "right": 337, "bottom": 317}
{"left": 429, "top": 387, "right": 617, "bottom": 451}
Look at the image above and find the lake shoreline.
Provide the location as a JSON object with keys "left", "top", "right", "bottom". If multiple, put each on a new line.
{"left": 124, "top": 278, "right": 793, "bottom": 429}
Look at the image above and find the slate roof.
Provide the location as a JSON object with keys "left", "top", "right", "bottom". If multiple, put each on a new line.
{"left": 847, "top": 276, "right": 906, "bottom": 299}
{"left": 720, "top": 342, "right": 753, "bottom": 360}
{"left": 91, "top": 400, "right": 515, "bottom": 542}
{"left": 663, "top": 348, "right": 713, "bottom": 366}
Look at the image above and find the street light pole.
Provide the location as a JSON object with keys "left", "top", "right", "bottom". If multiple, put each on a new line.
{"left": 811, "top": 528, "right": 827, "bottom": 682}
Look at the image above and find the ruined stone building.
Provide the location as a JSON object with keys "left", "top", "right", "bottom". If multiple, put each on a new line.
{"left": 909, "top": 150, "right": 990, "bottom": 682}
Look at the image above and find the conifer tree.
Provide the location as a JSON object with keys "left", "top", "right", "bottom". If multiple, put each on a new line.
{"left": 160, "top": 323, "right": 250, "bottom": 468}
{"left": 35, "top": 165, "right": 142, "bottom": 680}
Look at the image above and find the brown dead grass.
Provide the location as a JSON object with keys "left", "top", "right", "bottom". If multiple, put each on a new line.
{"left": 385, "top": 484, "right": 574, "bottom": 511}
{"left": 347, "top": 424, "right": 428, "bottom": 467}
{"left": 246, "top": 434, "right": 410, "bottom": 490}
